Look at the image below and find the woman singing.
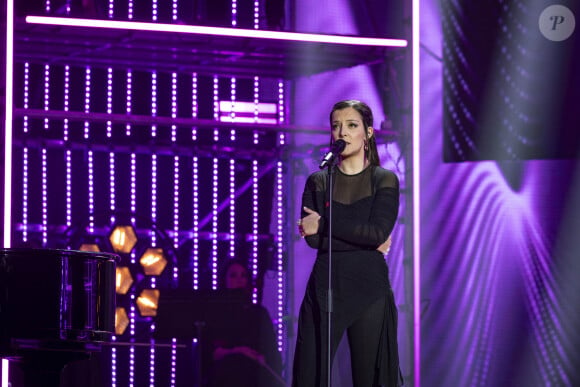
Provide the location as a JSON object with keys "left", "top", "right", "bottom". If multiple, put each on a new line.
{"left": 292, "top": 100, "right": 403, "bottom": 386}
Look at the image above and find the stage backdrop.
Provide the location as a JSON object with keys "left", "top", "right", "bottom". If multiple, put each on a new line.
{"left": 422, "top": 1, "right": 580, "bottom": 386}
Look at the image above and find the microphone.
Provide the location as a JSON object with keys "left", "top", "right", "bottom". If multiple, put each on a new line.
{"left": 319, "top": 139, "right": 346, "bottom": 169}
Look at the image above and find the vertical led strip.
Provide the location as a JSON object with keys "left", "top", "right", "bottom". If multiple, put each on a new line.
{"left": 152, "top": 0, "right": 158, "bottom": 21}
{"left": 4, "top": 0, "right": 12, "bottom": 378}
{"left": 173, "top": 155, "right": 180, "bottom": 280}
{"left": 41, "top": 149, "right": 48, "bottom": 245}
{"left": 231, "top": 0, "right": 238, "bottom": 27}
{"left": 253, "top": 77, "right": 260, "bottom": 144}
{"left": 128, "top": 0, "right": 133, "bottom": 19}
{"left": 21, "top": 63, "right": 30, "bottom": 244}
{"left": 253, "top": 0, "right": 260, "bottom": 28}
{"left": 228, "top": 77, "right": 237, "bottom": 258}
{"left": 275, "top": 161, "right": 284, "bottom": 352}
{"left": 43, "top": 64, "right": 50, "bottom": 130}
{"left": 66, "top": 149, "right": 72, "bottom": 228}
{"left": 109, "top": 152, "right": 116, "bottom": 224}
{"left": 151, "top": 71, "right": 157, "bottom": 138}
{"left": 412, "top": 0, "right": 421, "bottom": 385}
{"left": 129, "top": 153, "right": 137, "bottom": 387}
{"left": 150, "top": 133, "right": 157, "bottom": 387}
{"left": 22, "top": 148, "right": 28, "bottom": 244}
{"left": 172, "top": 0, "right": 178, "bottom": 22}
{"left": 171, "top": 72, "right": 177, "bottom": 142}
{"left": 107, "top": 67, "right": 113, "bottom": 137}
{"left": 251, "top": 75, "right": 259, "bottom": 302}
{"left": 23, "top": 63, "right": 29, "bottom": 134}
{"left": 151, "top": 155, "right": 157, "bottom": 245}
{"left": 229, "top": 159, "right": 235, "bottom": 258}
{"left": 212, "top": 158, "right": 219, "bottom": 289}
{"left": 84, "top": 67, "right": 91, "bottom": 139}
{"left": 192, "top": 156, "right": 200, "bottom": 289}
{"left": 63, "top": 65, "right": 70, "bottom": 141}
{"left": 109, "top": 150, "right": 116, "bottom": 387}
{"left": 64, "top": 65, "right": 72, "bottom": 229}
{"left": 84, "top": 65, "right": 94, "bottom": 235}
{"left": 108, "top": 0, "right": 114, "bottom": 19}
{"left": 275, "top": 81, "right": 285, "bottom": 351}
{"left": 213, "top": 76, "right": 219, "bottom": 142}
{"left": 230, "top": 78, "right": 236, "bottom": 141}
{"left": 88, "top": 150, "right": 95, "bottom": 234}
{"left": 191, "top": 73, "right": 198, "bottom": 140}
{"left": 251, "top": 160, "right": 259, "bottom": 303}
{"left": 126, "top": 70, "right": 132, "bottom": 136}
{"left": 277, "top": 81, "right": 285, "bottom": 145}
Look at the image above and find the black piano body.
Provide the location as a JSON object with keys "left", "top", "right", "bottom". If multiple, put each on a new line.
{"left": 0, "top": 248, "right": 118, "bottom": 386}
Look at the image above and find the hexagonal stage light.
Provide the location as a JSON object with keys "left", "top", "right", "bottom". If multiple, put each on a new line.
{"left": 139, "top": 247, "right": 168, "bottom": 276}
{"left": 79, "top": 243, "right": 100, "bottom": 252}
{"left": 136, "top": 289, "right": 160, "bottom": 317}
{"left": 109, "top": 224, "right": 138, "bottom": 254}
{"left": 115, "top": 307, "right": 130, "bottom": 335}
{"left": 116, "top": 266, "right": 134, "bottom": 295}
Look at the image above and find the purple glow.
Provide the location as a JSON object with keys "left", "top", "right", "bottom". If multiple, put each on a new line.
{"left": 3, "top": 0, "right": 14, "bottom": 249}
{"left": 25, "top": 16, "right": 408, "bottom": 47}
{"left": 412, "top": 0, "right": 421, "bottom": 385}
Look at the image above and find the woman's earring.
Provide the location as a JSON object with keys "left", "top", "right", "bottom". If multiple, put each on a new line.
{"left": 364, "top": 141, "right": 369, "bottom": 152}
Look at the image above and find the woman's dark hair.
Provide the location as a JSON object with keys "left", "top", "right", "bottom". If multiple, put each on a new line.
{"left": 329, "top": 100, "right": 380, "bottom": 166}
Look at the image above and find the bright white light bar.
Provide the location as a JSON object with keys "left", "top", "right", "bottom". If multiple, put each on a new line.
{"left": 4, "top": 0, "right": 14, "bottom": 249}
{"left": 26, "top": 16, "right": 408, "bottom": 48}
{"left": 219, "top": 116, "right": 277, "bottom": 124}
{"left": 412, "top": 0, "right": 421, "bottom": 385}
{"left": 219, "top": 101, "right": 277, "bottom": 114}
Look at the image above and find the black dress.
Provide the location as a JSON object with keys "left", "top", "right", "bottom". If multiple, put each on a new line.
{"left": 292, "top": 165, "right": 402, "bottom": 386}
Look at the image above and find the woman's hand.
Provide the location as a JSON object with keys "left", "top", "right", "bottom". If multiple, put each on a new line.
{"left": 376, "top": 235, "right": 392, "bottom": 255}
{"left": 298, "top": 206, "right": 321, "bottom": 237}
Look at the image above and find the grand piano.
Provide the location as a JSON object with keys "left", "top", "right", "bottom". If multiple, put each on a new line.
{"left": 0, "top": 248, "right": 118, "bottom": 387}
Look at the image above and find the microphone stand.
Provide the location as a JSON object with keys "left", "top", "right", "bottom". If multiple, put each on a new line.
{"left": 325, "top": 160, "right": 338, "bottom": 387}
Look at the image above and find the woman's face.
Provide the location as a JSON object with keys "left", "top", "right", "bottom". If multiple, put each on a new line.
{"left": 225, "top": 263, "right": 249, "bottom": 290}
{"left": 331, "top": 107, "right": 373, "bottom": 161}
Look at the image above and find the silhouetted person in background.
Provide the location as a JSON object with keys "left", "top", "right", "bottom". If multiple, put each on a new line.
{"left": 206, "top": 258, "right": 284, "bottom": 387}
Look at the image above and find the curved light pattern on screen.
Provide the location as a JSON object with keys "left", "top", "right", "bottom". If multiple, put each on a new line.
{"left": 442, "top": 0, "right": 580, "bottom": 161}
{"left": 422, "top": 1, "right": 580, "bottom": 385}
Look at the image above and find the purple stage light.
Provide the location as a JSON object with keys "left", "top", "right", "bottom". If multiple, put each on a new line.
{"left": 26, "top": 16, "right": 408, "bottom": 47}
{"left": 412, "top": 0, "right": 421, "bottom": 385}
